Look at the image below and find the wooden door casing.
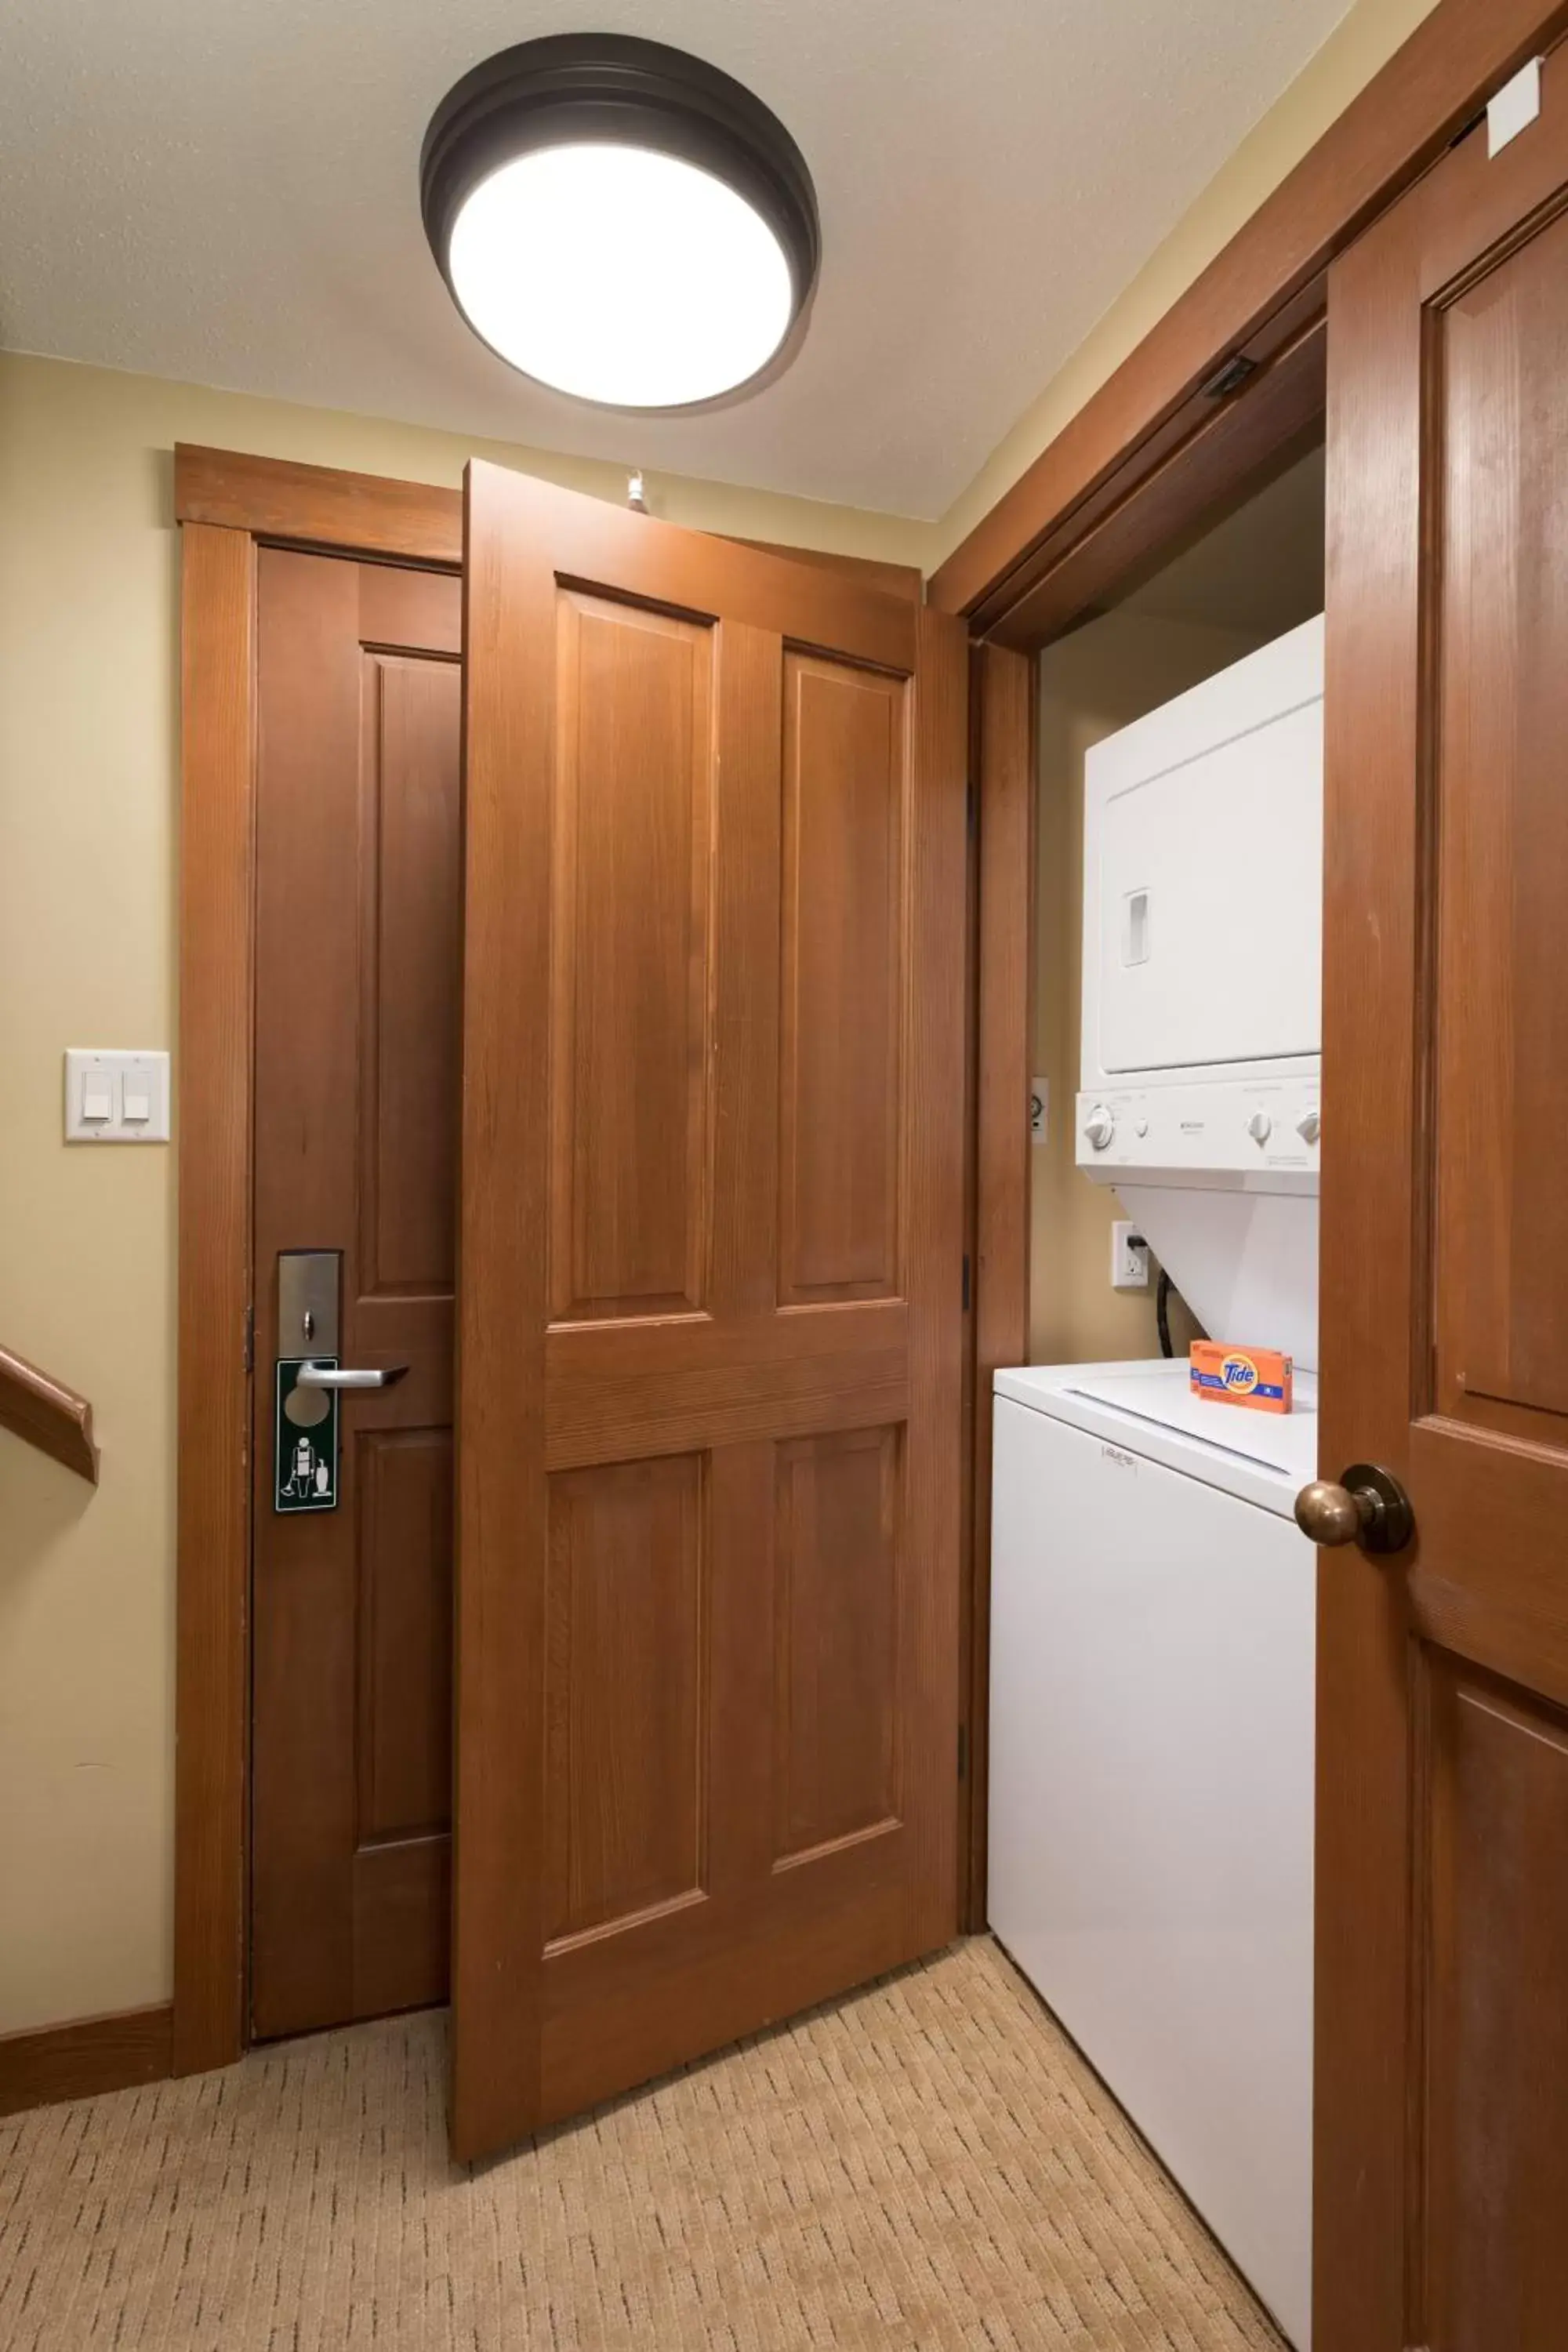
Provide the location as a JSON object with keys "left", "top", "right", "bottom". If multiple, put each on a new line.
{"left": 455, "top": 464, "right": 967, "bottom": 2160}
{"left": 1319, "top": 53, "right": 1568, "bottom": 2350}
{"left": 250, "top": 552, "right": 461, "bottom": 2038}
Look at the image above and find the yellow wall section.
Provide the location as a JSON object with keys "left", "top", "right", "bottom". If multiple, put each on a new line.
{"left": 0, "top": 351, "right": 927, "bottom": 2039}
{"left": 932, "top": 0, "right": 1443, "bottom": 564}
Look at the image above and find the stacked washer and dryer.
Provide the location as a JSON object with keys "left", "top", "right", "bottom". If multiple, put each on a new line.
{"left": 989, "top": 616, "right": 1324, "bottom": 2350}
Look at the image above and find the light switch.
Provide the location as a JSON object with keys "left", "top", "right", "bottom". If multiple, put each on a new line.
{"left": 65, "top": 1049, "right": 171, "bottom": 1143}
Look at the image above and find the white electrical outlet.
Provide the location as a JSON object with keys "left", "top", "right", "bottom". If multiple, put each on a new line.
{"left": 1110, "top": 1219, "right": 1150, "bottom": 1290}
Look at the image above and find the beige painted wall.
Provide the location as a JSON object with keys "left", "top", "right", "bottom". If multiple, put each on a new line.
{"left": 932, "top": 0, "right": 1442, "bottom": 565}
{"left": 0, "top": 351, "right": 930, "bottom": 2039}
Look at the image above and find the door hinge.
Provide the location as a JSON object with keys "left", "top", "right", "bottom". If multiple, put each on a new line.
{"left": 962, "top": 1254, "right": 971, "bottom": 1312}
{"left": 243, "top": 1303, "right": 254, "bottom": 1375}
{"left": 957, "top": 1723, "right": 968, "bottom": 1780}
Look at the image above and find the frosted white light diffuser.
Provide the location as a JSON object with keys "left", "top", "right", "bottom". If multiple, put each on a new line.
{"left": 448, "top": 143, "right": 796, "bottom": 408}
{"left": 422, "top": 35, "right": 818, "bottom": 415}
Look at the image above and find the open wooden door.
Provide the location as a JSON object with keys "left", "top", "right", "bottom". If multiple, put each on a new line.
{"left": 452, "top": 462, "right": 967, "bottom": 2159}
{"left": 1317, "top": 53, "right": 1568, "bottom": 2351}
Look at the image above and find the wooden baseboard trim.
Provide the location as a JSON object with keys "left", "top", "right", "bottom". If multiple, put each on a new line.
{"left": 0, "top": 2003, "right": 174, "bottom": 2119}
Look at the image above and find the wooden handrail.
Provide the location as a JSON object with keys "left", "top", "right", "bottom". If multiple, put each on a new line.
{"left": 0, "top": 1343, "right": 99, "bottom": 1484}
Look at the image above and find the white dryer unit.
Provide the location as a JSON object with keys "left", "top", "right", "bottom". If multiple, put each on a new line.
{"left": 989, "top": 1361, "right": 1316, "bottom": 2348}
{"left": 1076, "top": 614, "right": 1323, "bottom": 1367}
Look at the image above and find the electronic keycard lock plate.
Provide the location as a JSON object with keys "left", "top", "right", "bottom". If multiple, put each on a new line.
{"left": 275, "top": 1250, "right": 341, "bottom": 1512}
{"left": 274, "top": 1251, "right": 409, "bottom": 1513}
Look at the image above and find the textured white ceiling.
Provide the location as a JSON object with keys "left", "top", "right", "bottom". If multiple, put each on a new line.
{"left": 0, "top": 1, "right": 1352, "bottom": 518}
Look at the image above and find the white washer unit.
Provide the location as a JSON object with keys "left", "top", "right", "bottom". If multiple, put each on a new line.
{"left": 989, "top": 1361, "right": 1316, "bottom": 2350}
{"left": 990, "top": 617, "right": 1325, "bottom": 2349}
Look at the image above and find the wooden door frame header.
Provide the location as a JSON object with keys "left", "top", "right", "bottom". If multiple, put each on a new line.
{"left": 174, "top": 443, "right": 924, "bottom": 601}
{"left": 172, "top": 0, "right": 1566, "bottom": 2082}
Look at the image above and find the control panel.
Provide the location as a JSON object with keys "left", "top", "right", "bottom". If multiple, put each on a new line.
{"left": 1075, "top": 1076, "right": 1321, "bottom": 1187}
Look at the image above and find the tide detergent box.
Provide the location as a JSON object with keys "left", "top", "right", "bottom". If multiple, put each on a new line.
{"left": 1189, "top": 1340, "right": 1294, "bottom": 1414}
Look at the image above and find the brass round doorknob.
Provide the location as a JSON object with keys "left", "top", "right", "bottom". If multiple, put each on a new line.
{"left": 1294, "top": 1480, "right": 1363, "bottom": 1545}
{"left": 1294, "top": 1464, "right": 1414, "bottom": 1555}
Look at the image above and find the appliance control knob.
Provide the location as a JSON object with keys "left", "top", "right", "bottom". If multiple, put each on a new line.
{"left": 1296, "top": 1108, "right": 1321, "bottom": 1145}
{"left": 1083, "top": 1105, "right": 1116, "bottom": 1152}
{"left": 1247, "top": 1109, "right": 1272, "bottom": 1145}
{"left": 1134, "top": 1118, "right": 1149, "bottom": 1138}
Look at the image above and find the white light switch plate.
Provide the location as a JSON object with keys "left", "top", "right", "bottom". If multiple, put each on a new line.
{"left": 64, "top": 1049, "right": 171, "bottom": 1143}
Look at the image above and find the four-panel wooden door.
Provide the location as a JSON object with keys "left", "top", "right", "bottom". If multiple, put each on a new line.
{"left": 1318, "top": 50, "right": 1568, "bottom": 2350}
{"left": 452, "top": 464, "right": 967, "bottom": 2158}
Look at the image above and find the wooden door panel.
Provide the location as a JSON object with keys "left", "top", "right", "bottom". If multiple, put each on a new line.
{"left": 1435, "top": 209, "right": 1568, "bottom": 1432}
{"left": 773, "top": 1426, "right": 901, "bottom": 1865}
{"left": 1406, "top": 1421, "right": 1568, "bottom": 1713}
{"left": 355, "top": 1427, "right": 453, "bottom": 1844}
{"left": 359, "top": 654, "right": 462, "bottom": 1297}
{"left": 550, "top": 593, "right": 716, "bottom": 1323}
{"left": 252, "top": 551, "right": 460, "bottom": 2040}
{"left": 358, "top": 559, "right": 463, "bottom": 658}
{"left": 543, "top": 1300, "right": 909, "bottom": 1468}
{"left": 456, "top": 463, "right": 964, "bottom": 2159}
{"left": 350, "top": 1837, "right": 449, "bottom": 2020}
{"left": 779, "top": 654, "right": 904, "bottom": 1304}
{"left": 537, "top": 1821, "right": 915, "bottom": 2129}
{"left": 543, "top": 1454, "right": 708, "bottom": 1947}
{"left": 1423, "top": 1659, "right": 1568, "bottom": 2350}
{"left": 1319, "top": 52, "right": 1568, "bottom": 2351}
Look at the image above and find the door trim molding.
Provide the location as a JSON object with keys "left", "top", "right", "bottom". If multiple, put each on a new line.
{"left": 176, "top": 445, "right": 463, "bottom": 565}
{"left": 175, "top": 517, "right": 257, "bottom": 2075}
{"left": 963, "top": 645, "right": 1036, "bottom": 1928}
{"left": 174, "top": 451, "right": 462, "bottom": 2076}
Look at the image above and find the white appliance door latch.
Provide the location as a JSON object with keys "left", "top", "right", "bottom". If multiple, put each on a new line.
{"left": 1121, "top": 887, "right": 1152, "bottom": 967}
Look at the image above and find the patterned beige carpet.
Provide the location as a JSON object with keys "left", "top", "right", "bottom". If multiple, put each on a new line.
{"left": 0, "top": 1938, "right": 1282, "bottom": 2351}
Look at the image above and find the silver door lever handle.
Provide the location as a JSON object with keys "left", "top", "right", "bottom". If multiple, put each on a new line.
{"left": 295, "top": 1362, "right": 409, "bottom": 1390}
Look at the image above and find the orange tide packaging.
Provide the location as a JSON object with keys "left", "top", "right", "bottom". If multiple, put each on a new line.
{"left": 1189, "top": 1340, "right": 1293, "bottom": 1414}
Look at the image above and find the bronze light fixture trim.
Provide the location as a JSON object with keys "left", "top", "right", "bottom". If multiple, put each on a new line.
{"left": 420, "top": 33, "right": 821, "bottom": 411}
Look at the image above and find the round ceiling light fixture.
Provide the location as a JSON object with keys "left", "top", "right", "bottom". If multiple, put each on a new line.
{"left": 420, "top": 34, "right": 820, "bottom": 412}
